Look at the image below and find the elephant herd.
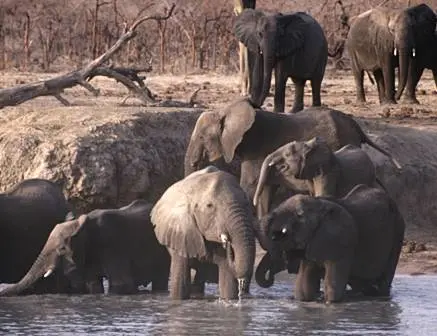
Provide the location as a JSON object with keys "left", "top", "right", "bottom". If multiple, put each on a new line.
{"left": 233, "top": 3, "right": 437, "bottom": 112}
{"left": 0, "top": 3, "right": 417, "bottom": 304}
{"left": 0, "top": 97, "right": 405, "bottom": 303}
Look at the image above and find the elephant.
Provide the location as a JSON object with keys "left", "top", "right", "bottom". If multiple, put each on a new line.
{"left": 184, "top": 97, "right": 401, "bottom": 221}
{"left": 234, "top": 9, "right": 328, "bottom": 113}
{"left": 0, "top": 178, "right": 72, "bottom": 294}
{"left": 151, "top": 166, "right": 256, "bottom": 300}
{"left": 233, "top": 0, "right": 257, "bottom": 96}
{"left": 256, "top": 184, "right": 405, "bottom": 303}
{"left": 400, "top": 4, "right": 437, "bottom": 103}
{"left": 253, "top": 136, "right": 384, "bottom": 205}
{"left": 0, "top": 199, "right": 171, "bottom": 296}
{"left": 346, "top": 5, "right": 435, "bottom": 104}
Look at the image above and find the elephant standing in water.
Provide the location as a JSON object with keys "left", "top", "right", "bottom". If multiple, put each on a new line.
{"left": 234, "top": 9, "right": 327, "bottom": 112}
{"left": 0, "top": 200, "right": 170, "bottom": 296}
{"left": 346, "top": 4, "right": 436, "bottom": 104}
{"left": 0, "top": 178, "right": 72, "bottom": 294}
{"left": 184, "top": 98, "right": 401, "bottom": 219}
{"left": 257, "top": 185, "right": 405, "bottom": 303}
{"left": 151, "top": 166, "right": 256, "bottom": 300}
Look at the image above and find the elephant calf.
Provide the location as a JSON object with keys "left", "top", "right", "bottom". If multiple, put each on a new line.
{"left": 0, "top": 200, "right": 170, "bottom": 296}
{"left": 254, "top": 136, "right": 383, "bottom": 203}
{"left": 151, "top": 166, "right": 256, "bottom": 300}
{"left": 258, "top": 184, "right": 405, "bottom": 303}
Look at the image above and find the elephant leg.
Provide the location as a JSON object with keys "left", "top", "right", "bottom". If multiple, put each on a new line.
{"left": 382, "top": 55, "right": 396, "bottom": 104}
{"left": 273, "top": 65, "right": 288, "bottom": 113}
{"left": 169, "top": 253, "right": 191, "bottom": 299}
{"left": 104, "top": 256, "right": 137, "bottom": 294}
{"left": 294, "top": 260, "right": 321, "bottom": 301}
{"left": 290, "top": 78, "right": 306, "bottom": 113}
{"left": 351, "top": 62, "right": 365, "bottom": 103}
{"left": 151, "top": 268, "right": 169, "bottom": 292}
{"left": 86, "top": 278, "right": 104, "bottom": 294}
{"left": 402, "top": 66, "right": 423, "bottom": 104}
{"left": 191, "top": 265, "right": 206, "bottom": 296}
{"left": 217, "top": 259, "right": 238, "bottom": 300}
{"left": 373, "top": 69, "right": 385, "bottom": 104}
{"left": 310, "top": 78, "right": 322, "bottom": 108}
{"left": 323, "top": 259, "right": 351, "bottom": 304}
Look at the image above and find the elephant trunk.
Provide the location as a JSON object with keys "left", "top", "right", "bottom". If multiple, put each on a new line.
{"left": 253, "top": 152, "right": 279, "bottom": 207}
{"left": 252, "top": 39, "right": 275, "bottom": 108}
{"left": 184, "top": 140, "right": 205, "bottom": 177}
{"left": 394, "top": 24, "right": 413, "bottom": 100}
{"left": 0, "top": 251, "right": 56, "bottom": 296}
{"left": 255, "top": 252, "right": 275, "bottom": 288}
{"left": 226, "top": 206, "right": 256, "bottom": 292}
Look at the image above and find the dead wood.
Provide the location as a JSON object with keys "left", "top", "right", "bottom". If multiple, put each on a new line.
{"left": 0, "top": 4, "right": 175, "bottom": 109}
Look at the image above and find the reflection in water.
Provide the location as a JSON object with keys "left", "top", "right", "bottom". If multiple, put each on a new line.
{"left": 0, "top": 275, "right": 436, "bottom": 335}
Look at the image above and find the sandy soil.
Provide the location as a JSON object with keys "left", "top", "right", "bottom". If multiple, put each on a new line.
{"left": 1, "top": 68, "right": 437, "bottom": 275}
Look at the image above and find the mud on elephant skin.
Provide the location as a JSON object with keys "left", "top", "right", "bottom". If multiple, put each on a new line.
{"left": 257, "top": 184, "right": 405, "bottom": 303}
{"left": 234, "top": 9, "right": 328, "bottom": 112}
{"left": 0, "top": 199, "right": 170, "bottom": 296}
{"left": 253, "top": 136, "right": 391, "bottom": 205}
{"left": 184, "top": 97, "right": 402, "bottom": 220}
{"left": 346, "top": 4, "right": 436, "bottom": 104}
{"left": 151, "top": 166, "right": 256, "bottom": 300}
{"left": 0, "top": 178, "right": 72, "bottom": 294}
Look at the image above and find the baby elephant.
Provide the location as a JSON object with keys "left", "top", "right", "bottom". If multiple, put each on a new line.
{"left": 258, "top": 185, "right": 405, "bottom": 303}
{"left": 254, "top": 136, "right": 384, "bottom": 204}
{"left": 0, "top": 199, "right": 170, "bottom": 296}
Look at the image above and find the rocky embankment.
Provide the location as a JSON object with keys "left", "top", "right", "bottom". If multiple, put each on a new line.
{"left": 0, "top": 106, "right": 437, "bottom": 248}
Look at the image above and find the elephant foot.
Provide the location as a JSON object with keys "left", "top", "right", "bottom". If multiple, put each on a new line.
{"left": 401, "top": 97, "right": 420, "bottom": 105}
{"left": 381, "top": 98, "right": 397, "bottom": 105}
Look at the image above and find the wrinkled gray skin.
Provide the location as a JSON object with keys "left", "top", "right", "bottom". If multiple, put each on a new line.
{"left": 346, "top": 7, "right": 415, "bottom": 104}
{"left": 253, "top": 136, "right": 392, "bottom": 288}
{"left": 151, "top": 166, "right": 256, "bottom": 300}
{"left": 0, "top": 178, "right": 71, "bottom": 294}
{"left": 258, "top": 185, "right": 405, "bottom": 303}
{"left": 184, "top": 97, "right": 401, "bottom": 223}
{"left": 0, "top": 200, "right": 170, "bottom": 296}
{"left": 234, "top": 9, "right": 328, "bottom": 113}
{"left": 400, "top": 4, "right": 437, "bottom": 103}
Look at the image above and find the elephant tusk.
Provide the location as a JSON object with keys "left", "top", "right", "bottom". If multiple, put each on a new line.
{"left": 281, "top": 227, "right": 287, "bottom": 234}
{"left": 393, "top": 48, "right": 397, "bottom": 56}
{"left": 44, "top": 269, "right": 53, "bottom": 278}
{"left": 268, "top": 161, "right": 275, "bottom": 167}
{"left": 413, "top": 48, "right": 416, "bottom": 57}
{"left": 220, "top": 233, "right": 229, "bottom": 249}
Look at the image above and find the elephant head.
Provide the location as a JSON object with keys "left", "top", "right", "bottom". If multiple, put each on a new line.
{"left": 253, "top": 137, "right": 331, "bottom": 206}
{"left": 0, "top": 216, "right": 90, "bottom": 296}
{"left": 184, "top": 98, "right": 256, "bottom": 176}
{"left": 234, "top": 9, "right": 307, "bottom": 107}
{"left": 258, "top": 195, "right": 357, "bottom": 264}
{"left": 151, "top": 166, "right": 256, "bottom": 292}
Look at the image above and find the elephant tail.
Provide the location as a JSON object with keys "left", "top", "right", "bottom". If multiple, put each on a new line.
{"left": 347, "top": 116, "right": 402, "bottom": 170}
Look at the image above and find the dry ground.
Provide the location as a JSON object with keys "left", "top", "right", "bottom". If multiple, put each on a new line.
{"left": 1, "top": 67, "right": 437, "bottom": 275}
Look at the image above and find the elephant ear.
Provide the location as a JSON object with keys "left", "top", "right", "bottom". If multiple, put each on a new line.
{"left": 275, "top": 12, "right": 308, "bottom": 57}
{"left": 408, "top": 4, "right": 437, "bottom": 44}
{"left": 151, "top": 182, "right": 207, "bottom": 259}
{"left": 305, "top": 202, "right": 357, "bottom": 261}
{"left": 220, "top": 98, "right": 256, "bottom": 163}
{"left": 234, "top": 9, "right": 265, "bottom": 53}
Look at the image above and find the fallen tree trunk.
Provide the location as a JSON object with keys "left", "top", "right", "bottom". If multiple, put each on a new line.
{"left": 0, "top": 4, "right": 175, "bottom": 109}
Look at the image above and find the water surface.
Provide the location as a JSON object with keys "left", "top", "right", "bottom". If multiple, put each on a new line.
{"left": 0, "top": 275, "right": 435, "bottom": 335}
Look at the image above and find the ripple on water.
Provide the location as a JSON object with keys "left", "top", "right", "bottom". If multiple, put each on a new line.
{"left": 0, "top": 275, "right": 436, "bottom": 336}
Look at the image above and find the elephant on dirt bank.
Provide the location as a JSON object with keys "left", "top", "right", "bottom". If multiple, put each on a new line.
{"left": 253, "top": 136, "right": 384, "bottom": 204}
{"left": 184, "top": 98, "right": 401, "bottom": 220}
{"left": 346, "top": 5, "right": 436, "bottom": 104}
{"left": 0, "top": 178, "right": 72, "bottom": 294}
{"left": 257, "top": 185, "right": 405, "bottom": 303}
{"left": 234, "top": 9, "right": 328, "bottom": 112}
{"left": 151, "top": 166, "right": 256, "bottom": 300}
{"left": 0, "top": 200, "right": 170, "bottom": 296}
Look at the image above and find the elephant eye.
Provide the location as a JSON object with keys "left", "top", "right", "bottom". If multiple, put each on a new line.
{"left": 206, "top": 203, "right": 213, "bottom": 208}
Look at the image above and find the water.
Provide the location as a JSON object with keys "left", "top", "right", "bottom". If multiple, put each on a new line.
{"left": 0, "top": 275, "right": 436, "bottom": 335}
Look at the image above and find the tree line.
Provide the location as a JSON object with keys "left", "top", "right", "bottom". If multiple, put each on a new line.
{"left": 0, "top": 0, "right": 429, "bottom": 73}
